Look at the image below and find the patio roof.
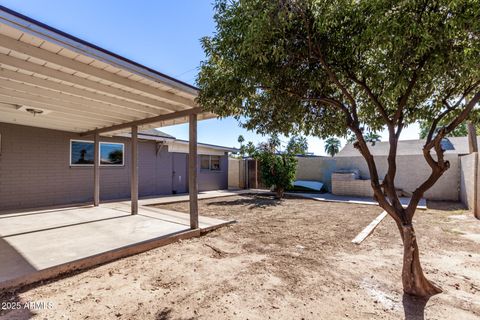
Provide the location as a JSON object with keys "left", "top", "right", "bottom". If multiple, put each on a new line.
{"left": 0, "top": 6, "right": 215, "bottom": 135}
{"left": 0, "top": 6, "right": 204, "bottom": 224}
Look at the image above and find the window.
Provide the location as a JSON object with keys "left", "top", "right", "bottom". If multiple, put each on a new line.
{"left": 70, "top": 140, "right": 94, "bottom": 165}
{"left": 200, "top": 155, "right": 210, "bottom": 170}
{"left": 200, "top": 155, "right": 221, "bottom": 171}
{"left": 210, "top": 156, "right": 221, "bottom": 171}
{"left": 100, "top": 142, "right": 124, "bottom": 166}
{"left": 70, "top": 140, "right": 124, "bottom": 166}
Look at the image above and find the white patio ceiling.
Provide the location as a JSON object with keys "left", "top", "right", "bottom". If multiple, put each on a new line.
{"left": 0, "top": 6, "right": 214, "bottom": 135}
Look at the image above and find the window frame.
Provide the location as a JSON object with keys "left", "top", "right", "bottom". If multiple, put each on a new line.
{"left": 209, "top": 155, "right": 221, "bottom": 171}
{"left": 69, "top": 139, "right": 125, "bottom": 167}
{"left": 99, "top": 141, "right": 125, "bottom": 167}
{"left": 200, "top": 155, "right": 211, "bottom": 170}
{"left": 199, "top": 155, "right": 222, "bottom": 172}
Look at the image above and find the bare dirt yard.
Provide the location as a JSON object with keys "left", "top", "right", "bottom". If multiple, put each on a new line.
{"left": 1, "top": 194, "right": 479, "bottom": 320}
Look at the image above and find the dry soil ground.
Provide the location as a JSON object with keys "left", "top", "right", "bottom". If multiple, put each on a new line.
{"left": 1, "top": 194, "right": 479, "bottom": 320}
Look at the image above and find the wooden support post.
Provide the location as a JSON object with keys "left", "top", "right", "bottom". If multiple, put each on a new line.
{"left": 254, "top": 160, "right": 258, "bottom": 189}
{"left": 131, "top": 125, "right": 138, "bottom": 215}
{"left": 93, "top": 132, "right": 100, "bottom": 206}
{"left": 189, "top": 114, "right": 199, "bottom": 229}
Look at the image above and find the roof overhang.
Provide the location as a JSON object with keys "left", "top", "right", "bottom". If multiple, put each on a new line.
{"left": 0, "top": 6, "right": 215, "bottom": 135}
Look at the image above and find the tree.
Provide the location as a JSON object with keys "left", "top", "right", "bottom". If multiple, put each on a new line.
{"left": 238, "top": 135, "right": 246, "bottom": 156}
{"left": 243, "top": 141, "right": 256, "bottom": 157}
{"left": 197, "top": 0, "right": 480, "bottom": 297}
{"left": 324, "top": 137, "right": 341, "bottom": 157}
{"left": 255, "top": 135, "right": 301, "bottom": 199}
{"left": 419, "top": 120, "right": 480, "bottom": 139}
{"left": 238, "top": 134, "right": 245, "bottom": 146}
{"left": 286, "top": 135, "right": 308, "bottom": 155}
{"left": 365, "top": 132, "right": 382, "bottom": 146}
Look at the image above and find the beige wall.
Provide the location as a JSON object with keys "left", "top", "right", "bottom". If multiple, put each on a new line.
{"left": 332, "top": 178, "right": 374, "bottom": 197}
{"left": 295, "top": 157, "right": 336, "bottom": 191}
{"left": 228, "top": 158, "right": 240, "bottom": 189}
{"left": 460, "top": 153, "right": 479, "bottom": 216}
{"left": 335, "top": 154, "right": 460, "bottom": 201}
{"left": 228, "top": 158, "right": 246, "bottom": 189}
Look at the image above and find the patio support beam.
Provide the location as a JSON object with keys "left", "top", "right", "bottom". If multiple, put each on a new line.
{"left": 80, "top": 108, "right": 202, "bottom": 136}
{"left": 131, "top": 125, "right": 139, "bottom": 215}
{"left": 189, "top": 113, "right": 199, "bottom": 229}
{"left": 93, "top": 132, "right": 100, "bottom": 206}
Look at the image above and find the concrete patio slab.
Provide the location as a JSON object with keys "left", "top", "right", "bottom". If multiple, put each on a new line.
{"left": 0, "top": 202, "right": 234, "bottom": 292}
{"left": 137, "top": 189, "right": 263, "bottom": 206}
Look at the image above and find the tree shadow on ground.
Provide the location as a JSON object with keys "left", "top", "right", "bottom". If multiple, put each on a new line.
{"left": 206, "top": 195, "right": 282, "bottom": 209}
{"left": 155, "top": 308, "right": 195, "bottom": 320}
{"left": 402, "top": 294, "right": 429, "bottom": 320}
{"left": 0, "top": 291, "right": 35, "bottom": 320}
{"left": 427, "top": 201, "right": 467, "bottom": 211}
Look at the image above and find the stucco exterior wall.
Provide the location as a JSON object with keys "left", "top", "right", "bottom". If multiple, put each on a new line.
{"left": 198, "top": 155, "right": 228, "bottom": 191}
{"left": 228, "top": 158, "right": 241, "bottom": 189}
{"left": 335, "top": 154, "right": 460, "bottom": 201}
{"left": 0, "top": 122, "right": 228, "bottom": 211}
{"left": 295, "top": 156, "right": 336, "bottom": 191}
{"left": 459, "top": 153, "right": 479, "bottom": 215}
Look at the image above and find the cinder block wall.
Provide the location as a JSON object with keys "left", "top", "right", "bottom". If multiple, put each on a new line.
{"left": 332, "top": 178, "right": 374, "bottom": 197}
{"left": 228, "top": 158, "right": 240, "bottom": 189}
{"left": 335, "top": 154, "right": 460, "bottom": 201}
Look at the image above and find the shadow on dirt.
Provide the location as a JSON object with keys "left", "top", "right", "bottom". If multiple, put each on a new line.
{"left": 0, "top": 291, "right": 35, "bottom": 320}
{"left": 426, "top": 201, "right": 467, "bottom": 211}
{"left": 155, "top": 308, "right": 195, "bottom": 320}
{"left": 207, "top": 194, "right": 283, "bottom": 209}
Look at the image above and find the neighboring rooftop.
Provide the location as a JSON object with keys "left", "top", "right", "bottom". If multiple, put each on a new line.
{"left": 336, "top": 136, "right": 478, "bottom": 157}
{"left": 138, "top": 129, "right": 176, "bottom": 140}
{"left": 120, "top": 128, "right": 239, "bottom": 153}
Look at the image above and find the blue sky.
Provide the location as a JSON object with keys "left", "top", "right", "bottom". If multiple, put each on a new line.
{"left": 2, "top": 0, "right": 420, "bottom": 155}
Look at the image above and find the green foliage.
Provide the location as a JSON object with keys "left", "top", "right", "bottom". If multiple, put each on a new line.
{"left": 418, "top": 121, "right": 480, "bottom": 139}
{"left": 237, "top": 135, "right": 245, "bottom": 145}
{"left": 197, "top": 0, "right": 480, "bottom": 138}
{"left": 240, "top": 141, "right": 256, "bottom": 157}
{"left": 324, "top": 137, "right": 341, "bottom": 157}
{"left": 256, "top": 151, "right": 297, "bottom": 199}
{"left": 286, "top": 136, "right": 308, "bottom": 155}
{"left": 364, "top": 132, "right": 382, "bottom": 146}
{"left": 241, "top": 135, "right": 307, "bottom": 197}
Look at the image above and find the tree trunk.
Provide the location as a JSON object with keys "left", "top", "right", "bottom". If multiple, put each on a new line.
{"left": 401, "top": 224, "right": 442, "bottom": 297}
{"left": 274, "top": 187, "right": 284, "bottom": 199}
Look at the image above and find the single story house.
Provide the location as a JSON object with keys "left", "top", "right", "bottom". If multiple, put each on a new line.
{"left": 0, "top": 5, "right": 230, "bottom": 227}
{"left": 0, "top": 124, "right": 236, "bottom": 211}
{"left": 333, "top": 136, "right": 478, "bottom": 201}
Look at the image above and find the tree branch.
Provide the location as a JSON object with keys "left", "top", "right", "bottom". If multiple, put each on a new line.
{"left": 407, "top": 91, "right": 480, "bottom": 219}
{"left": 348, "top": 74, "right": 391, "bottom": 125}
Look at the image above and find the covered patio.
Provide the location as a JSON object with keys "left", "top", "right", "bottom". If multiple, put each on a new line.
{"left": 0, "top": 202, "right": 232, "bottom": 291}
{"left": 0, "top": 7, "right": 227, "bottom": 290}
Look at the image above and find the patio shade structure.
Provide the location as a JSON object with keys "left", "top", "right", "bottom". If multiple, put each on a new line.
{"left": 0, "top": 6, "right": 214, "bottom": 227}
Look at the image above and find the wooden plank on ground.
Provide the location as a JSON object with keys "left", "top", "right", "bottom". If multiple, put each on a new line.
{"left": 352, "top": 211, "right": 388, "bottom": 245}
